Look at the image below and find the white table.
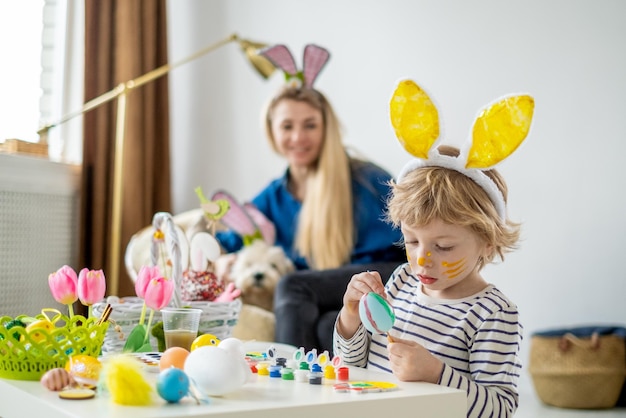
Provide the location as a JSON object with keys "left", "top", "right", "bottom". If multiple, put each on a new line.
{"left": 0, "top": 366, "right": 465, "bottom": 418}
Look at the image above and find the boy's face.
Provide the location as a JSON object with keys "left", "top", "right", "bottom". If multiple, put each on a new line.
{"left": 401, "top": 218, "right": 490, "bottom": 299}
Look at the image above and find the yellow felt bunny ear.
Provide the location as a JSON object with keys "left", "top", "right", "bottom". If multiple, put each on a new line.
{"left": 467, "top": 95, "right": 535, "bottom": 169}
{"left": 390, "top": 80, "right": 439, "bottom": 159}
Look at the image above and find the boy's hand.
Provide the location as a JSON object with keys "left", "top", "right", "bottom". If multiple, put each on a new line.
{"left": 387, "top": 336, "right": 444, "bottom": 383}
{"left": 336, "top": 271, "right": 386, "bottom": 338}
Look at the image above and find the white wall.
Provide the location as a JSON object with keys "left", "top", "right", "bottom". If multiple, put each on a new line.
{"left": 167, "top": 0, "right": 626, "bottom": 393}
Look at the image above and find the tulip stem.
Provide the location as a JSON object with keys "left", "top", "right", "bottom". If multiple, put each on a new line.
{"left": 67, "top": 303, "right": 75, "bottom": 319}
{"left": 88, "top": 305, "right": 93, "bottom": 319}
{"left": 144, "top": 309, "right": 155, "bottom": 345}
{"left": 139, "top": 301, "right": 147, "bottom": 326}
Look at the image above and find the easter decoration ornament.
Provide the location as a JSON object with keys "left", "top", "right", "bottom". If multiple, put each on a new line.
{"left": 391, "top": 79, "right": 535, "bottom": 220}
{"left": 259, "top": 43, "right": 330, "bottom": 89}
{"left": 195, "top": 186, "right": 230, "bottom": 236}
{"left": 123, "top": 213, "right": 177, "bottom": 353}
{"left": 178, "top": 187, "right": 231, "bottom": 303}
{"left": 210, "top": 189, "right": 276, "bottom": 247}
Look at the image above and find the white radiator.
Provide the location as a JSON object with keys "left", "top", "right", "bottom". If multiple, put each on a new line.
{"left": 0, "top": 154, "right": 81, "bottom": 317}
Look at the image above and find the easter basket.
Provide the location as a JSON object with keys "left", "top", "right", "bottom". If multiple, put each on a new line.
{"left": 93, "top": 297, "right": 241, "bottom": 354}
{"left": 528, "top": 325, "right": 626, "bottom": 409}
{"left": 0, "top": 313, "right": 108, "bottom": 381}
{"left": 94, "top": 211, "right": 241, "bottom": 354}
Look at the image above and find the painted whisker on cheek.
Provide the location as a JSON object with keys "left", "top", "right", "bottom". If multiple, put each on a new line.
{"left": 442, "top": 258, "right": 466, "bottom": 279}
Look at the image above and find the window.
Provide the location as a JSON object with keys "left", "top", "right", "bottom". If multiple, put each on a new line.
{"left": 0, "top": 2, "right": 44, "bottom": 144}
{"left": 0, "top": 0, "right": 84, "bottom": 164}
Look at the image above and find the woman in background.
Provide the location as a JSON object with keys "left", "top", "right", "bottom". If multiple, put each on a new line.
{"left": 215, "top": 44, "right": 404, "bottom": 353}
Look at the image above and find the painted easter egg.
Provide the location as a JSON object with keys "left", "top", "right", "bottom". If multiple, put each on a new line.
{"left": 358, "top": 292, "right": 395, "bottom": 335}
{"left": 157, "top": 367, "right": 190, "bottom": 403}
{"left": 23, "top": 319, "right": 55, "bottom": 343}
{"left": 65, "top": 355, "right": 102, "bottom": 387}
{"left": 159, "top": 347, "right": 190, "bottom": 370}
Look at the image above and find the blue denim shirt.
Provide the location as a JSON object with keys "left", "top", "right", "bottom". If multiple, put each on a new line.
{"left": 216, "top": 159, "right": 403, "bottom": 270}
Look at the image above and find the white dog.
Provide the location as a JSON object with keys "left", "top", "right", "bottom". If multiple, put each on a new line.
{"left": 230, "top": 239, "right": 294, "bottom": 312}
{"left": 225, "top": 240, "right": 294, "bottom": 342}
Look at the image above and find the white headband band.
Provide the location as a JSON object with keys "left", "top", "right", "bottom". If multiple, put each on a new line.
{"left": 397, "top": 154, "right": 507, "bottom": 221}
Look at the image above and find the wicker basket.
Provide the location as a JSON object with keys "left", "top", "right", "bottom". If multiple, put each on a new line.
{"left": 93, "top": 297, "right": 241, "bottom": 354}
{"left": 95, "top": 212, "right": 242, "bottom": 354}
{"left": 529, "top": 327, "right": 626, "bottom": 409}
{"left": 0, "top": 314, "right": 108, "bottom": 381}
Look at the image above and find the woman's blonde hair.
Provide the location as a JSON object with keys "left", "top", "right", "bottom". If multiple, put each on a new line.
{"left": 387, "top": 146, "right": 520, "bottom": 269}
{"left": 264, "top": 87, "right": 353, "bottom": 269}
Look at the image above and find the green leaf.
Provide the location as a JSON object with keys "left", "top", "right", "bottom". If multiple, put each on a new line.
{"left": 123, "top": 324, "right": 148, "bottom": 352}
{"left": 135, "top": 342, "right": 154, "bottom": 353}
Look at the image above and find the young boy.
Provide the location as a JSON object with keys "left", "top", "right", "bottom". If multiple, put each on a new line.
{"left": 334, "top": 80, "right": 534, "bottom": 418}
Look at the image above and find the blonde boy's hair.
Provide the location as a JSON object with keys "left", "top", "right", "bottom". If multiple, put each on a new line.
{"left": 264, "top": 87, "right": 353, "bottom": 269}
{"left": 387, "top": 146, "right": 520, "bottom": 269}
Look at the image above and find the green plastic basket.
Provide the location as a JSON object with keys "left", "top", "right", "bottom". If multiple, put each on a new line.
{"left": 0, "top": 314, "right": 108, "bottom": 381}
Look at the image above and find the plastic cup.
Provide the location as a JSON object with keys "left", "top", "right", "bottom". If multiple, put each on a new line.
{"left": 161, "top": 308, "right": 202, "bottom": 351}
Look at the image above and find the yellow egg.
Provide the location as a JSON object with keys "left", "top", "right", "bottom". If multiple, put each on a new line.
{"left": 65, "top": 355, "right": 102, "bottom": 387}
{"left": 159, "top": 347, "right": 189, "bottom": 370}
{"left": 23, "top": 319, "right": 55, "bottom": 343}
{"left": 190, "top": 333, "right": 220, "bottom": 351}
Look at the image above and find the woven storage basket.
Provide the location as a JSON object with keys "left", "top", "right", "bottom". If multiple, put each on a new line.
{"left": 0, "top": 314, "right": 108, "bottom": 380}
{"left": 529, "top": 327, "right": 626, "bottom": 409}
{"left": 93, "top": 297, "right": 241, "bottom": 354}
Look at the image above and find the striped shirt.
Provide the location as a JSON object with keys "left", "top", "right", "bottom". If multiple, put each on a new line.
{"left": 334, "top": 263, "right": 523, "bottom": 418}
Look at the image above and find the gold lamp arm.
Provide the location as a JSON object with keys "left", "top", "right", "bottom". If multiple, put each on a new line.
{"left": 37, "top": 33, "right": 275, "bottom": 296}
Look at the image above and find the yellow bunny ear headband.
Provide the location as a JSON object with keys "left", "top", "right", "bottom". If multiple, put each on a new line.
{"left": 391, "top": 80, "right": 535, "bottom": 220}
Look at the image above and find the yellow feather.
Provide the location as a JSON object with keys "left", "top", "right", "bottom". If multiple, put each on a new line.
{"left": 102, "top": 354, "right": 153, "bottom": 406}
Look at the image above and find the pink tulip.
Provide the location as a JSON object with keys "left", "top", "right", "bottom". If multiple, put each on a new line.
{"left": 77, "top": 268, "right": 106, "bottom": 306}
{"left": 48, "top": 265, "right": 78, "bottom": 305}
{"left": 135, "top": 265, "right": 161, "bottom": 298}
{"left": 144, "top": 277, "right": 174, "bottom": 311}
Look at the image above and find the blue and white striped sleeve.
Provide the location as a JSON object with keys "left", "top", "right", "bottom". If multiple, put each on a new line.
{"left": 333, "top": 322, "right": 370, "bottom": 368}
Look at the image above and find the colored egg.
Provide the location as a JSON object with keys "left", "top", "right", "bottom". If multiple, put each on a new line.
{"left": 157, "top": 367, "right": 190, "bottom": 403}
{"left": 190, "top": 333, "right": 220, "bottom": 351}
{"left": 159, "top": 347, "right": 190, "bottom": 370}
{"left": 358, "top": 292, "right": 395, "bottom": 334}
{"left": 23, "top": 319, "right": 55, "bottom": 343}
{"left": 65, "top": 355, "right": 102, "bottom": 387}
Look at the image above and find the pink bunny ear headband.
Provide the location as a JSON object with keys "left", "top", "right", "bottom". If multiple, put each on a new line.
{"left": 259, "top": 44, "right": 330, "bottom": 89}
{"left": 391, "top": 80, "right": 535, "bottom": 221}
{"left": 210, "top": 190, "right": 276, "bottom": 246}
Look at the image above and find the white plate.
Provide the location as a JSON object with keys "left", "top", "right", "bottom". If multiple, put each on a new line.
{"left": 243, "top": 341, "right": 298, "bottom": 359}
